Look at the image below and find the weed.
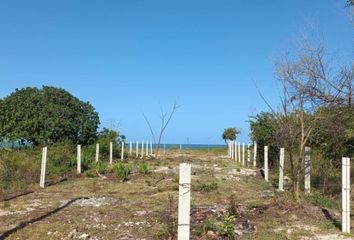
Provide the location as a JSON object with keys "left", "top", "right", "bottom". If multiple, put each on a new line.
{"left": 195, "top": 182, "right": 218, "bottom": 192}
{"left": 91, "top": 162, "right": 108, "bottom": 174}
{"left": 112, "top": 163, "right": 131, "bottom": 182}
{"left": 217, "top": 214, "right": 235, "bottom": 239}
{"left": 138, "top": 162, "right": 150, "bottom": 175}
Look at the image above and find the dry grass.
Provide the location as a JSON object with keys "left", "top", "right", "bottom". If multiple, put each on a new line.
{"left": 0, "top": 150, "right": 352, "bottom": 240}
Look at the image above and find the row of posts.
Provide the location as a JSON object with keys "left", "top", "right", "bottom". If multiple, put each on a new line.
{"left": 227, "top": 141, "right": 257, "bottom": 167}
{"left": 228, "top": 141, "right": 351, "bottom": 233}
{"left": 40, "top": 140, "right": 155, "bottom": 187}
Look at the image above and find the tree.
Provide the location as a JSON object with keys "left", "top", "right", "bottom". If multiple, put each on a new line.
{"left": 249, "top": 112, "right": 278, "bottom": 167}
{"left": 0, "top": 86, "right": 100, "bottom": 146}
{"left": 222, "top": 128, "right": 240, "bottom": 144}
{"left": 274, "top": 39, "right": 353, "bottom": 200}
{"left": 143, "top": 102, "right": 180, "bottom": 156}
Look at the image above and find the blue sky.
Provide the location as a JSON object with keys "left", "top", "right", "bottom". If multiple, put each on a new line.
{"left": 0, "top": 0, "right": 352, "bottom": 144}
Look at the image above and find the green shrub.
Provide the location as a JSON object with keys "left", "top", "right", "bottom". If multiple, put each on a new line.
{"left": 195, "top": 182, "right": 218, "bottom": 192}
{"left": 217, "top": 214, "right": 235, "bottom": 238}
{"left": 138, "top": 162, "right": 150, "bottom": 175}
{"left": 203, "top": 217, "right": 217, "bottom": 232}
{"left": 112, "top": 163, "right": 131, "bottom": 182}
{"left": 91, "top": 162, "right": 108, "bottom": 174}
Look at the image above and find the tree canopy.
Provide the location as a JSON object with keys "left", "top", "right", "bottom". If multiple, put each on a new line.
{"left": 0, "top": 86, "right": 100, "bottom": 146}
{"left": 222, "top": 128, "right": 240, "bottom": 143}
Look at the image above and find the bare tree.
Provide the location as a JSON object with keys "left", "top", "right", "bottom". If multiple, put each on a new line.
{"left": 273, "top": 39, "right": 353, "bottom": 200}
{"left": 143, "top": 102, "right": 180, "bottom": 156}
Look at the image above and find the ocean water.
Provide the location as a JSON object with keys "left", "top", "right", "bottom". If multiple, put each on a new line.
{"left": 152, "top": 144, "right": 226, "bottom": 150}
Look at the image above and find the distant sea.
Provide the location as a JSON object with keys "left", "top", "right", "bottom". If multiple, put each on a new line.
{"left": 0, "top": 141, "right": 226, "bottom": 150}
{"left": 153, "top": 144, "right": 226, "bottom": 150}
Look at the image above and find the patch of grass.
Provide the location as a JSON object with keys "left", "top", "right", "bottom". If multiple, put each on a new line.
{"left": 138, "top": 162, "right": 150, "bottom": 175}
{"left": 302, "top": 191, "right": 339, "bottom": 209}
{"left": 195, "top": 182, "right": 218, "bottom": 192}
{"left": 91, "top": 162, "right": 108, "bottom": 174}
{"left": 112, "top": 163, "right": 131, "bottom": 182}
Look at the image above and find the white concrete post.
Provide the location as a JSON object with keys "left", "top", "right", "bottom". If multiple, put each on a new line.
{"left": 121, "top": 142, "right": 125, "bottom": 160}
{"left": 247, "top": 144, "right": 251, "bottom": 166}
{"left": 150, "top": 141, "right": 153, "bottom": 155}
{"left": 279, "top": 148, "right": 285, "bottom": 191}
{"left": 231, "top": 141, "right": 234, "bottom": 159}
{"left": 242, "top": 143, "right": 245, "bottom": 165}
{"left": 180, "top": 144, "right": 182, "bottom": 151}
{"left": 234, "top": 141, "right": 237, "bottom": 162}
{"left": 141, "top": 141, "right": 144, "bottom": 158}
{"left": 264, "top": 146, "right": 268, "bottom": 181}
{"left": 40, "top": 147, "right": 47, "bottom": 188}
{"left": 238, "top": 142, "right": 241, "bottom": 163}
{"left": 304, "top": 147, "right": 311, "bottom": 194}
{"left": 129, "top": 141, "right": 132, "bottom": 156}
{"left": 253, "top": 142, "right": 257, "bottom": 167}
{"left": 342, "top": 157, "right": 350, "bottom": 233}
{"left": 95, "top": 143, "right": 99, "bottom": 163}
{"left": 178, "top": 163, "right": 191, "bottom": 240}
{"left": 235, "top": 142, "right": 238, "bottom": 162}
{"left": 136, "top": 141, "right": 139, "bottom": 158}
{"left": 77, "top": 145, "right": 81, "bottom": 174}
{"left": 146, "top": 141, "right": 149, "bottom": 156}
{"left": 109, "top": 142, "right": 113, "bottom": 164}
{"left": 227, "top": 141, "right": 230, "bottom": 157}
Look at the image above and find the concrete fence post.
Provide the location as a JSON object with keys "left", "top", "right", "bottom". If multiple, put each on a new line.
{"left": 238, "top": 142, "right": 241, "bottom": 163}
{"left": 77, "top": 145, "right": 81, "bottom": 174}
{"left": 279, "top": 148, "right": 285, "bottom": 191}
{"left": 253, "top": 142, "right": 257, "bottom": 167}
{"left": 146, "top": 141, "right": 149, "bottom": 156}
{"left": 95, "top": 143, "right": 99, "bottom": 163}
{"left": 242, "top": 143, "right": 245, "bottom": 165}
{"left": 304, "top": 147, "right": 311, "bottom": 193}
{"left": 40, "top": 147, "right": 47, "bottom": 188}
{"left": 121, "top": 142, "right": 125, "bottom": 160}
{"left": 178, "top": 163, "right": 191, "bottom": 240}
{"left": 109, "top": 142, "right": 113, "bottom": 164}
{"left": 231, "top": 141, "right": 234, "bottom": 160}
{"left": 235, "top": 142, "right": 238, "bottom": 162}
{"left": 141, "top": 141, "right": 144, "bottom": 158}
{"left": 247, "top": 144, "right": 251, "bottom": 166}
{"left": 342, "top": 157, "right": 350, "bottom": 233}
{"left": 136, "top": 141, "right": 139, "bottom": 158}
{"left": 129, "top": 141, "right": 132, "bottom": 156}
{"left": 264, "top": 146, "right": 268, "bottom": 181}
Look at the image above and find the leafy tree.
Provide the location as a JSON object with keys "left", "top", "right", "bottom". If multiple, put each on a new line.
{"left": 222, "top": 128, "right": 240, "bottom": 143}
{"left": 0, "top": 86, "right": 100, "bottom": 146}
{"left": 249, "top": 112, "right": 279, "bottom": 168}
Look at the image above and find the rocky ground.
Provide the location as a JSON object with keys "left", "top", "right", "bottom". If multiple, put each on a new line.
{"left": 0, "top": 150, "right": 353, "bottom": 239}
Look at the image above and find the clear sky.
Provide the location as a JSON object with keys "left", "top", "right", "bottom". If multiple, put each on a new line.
{"left": 0, "top": 0, "right": 352, "bottom": 144}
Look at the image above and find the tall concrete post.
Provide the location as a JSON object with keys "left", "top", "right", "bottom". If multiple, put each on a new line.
{"left": 95, "top": 144, "right": 99, "bottom": 163}
{"left": 109, "top": 142, "right": 113, "bottom": 164}
{"left": 253, "top": 142, "right": 257, "bottom": 167}
{"left": 77, "top": 145, "right": 81, "bottom": 174}
{"left": 178, "top": 163, "right": 191, "bottom": 240}
{"left": 264, "top": 146, "right": 268, "bottom": 181}
{"left": 279, "top": 148, "right": 285, "bottom": 191}
{"left": 304, "top": 147, "right": 311, "bottom": 193}
{"left": 342, "top": 157, "right": 350, "bottom": 233}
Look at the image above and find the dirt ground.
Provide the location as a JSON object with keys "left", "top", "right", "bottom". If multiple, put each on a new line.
{"left": 0, "top": 150, "right": 353, "bottom": 240}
